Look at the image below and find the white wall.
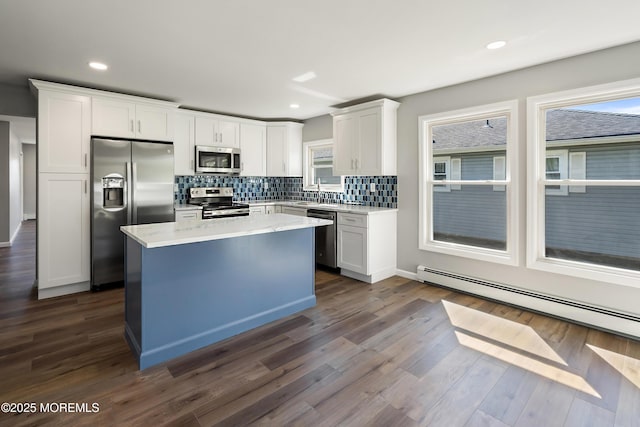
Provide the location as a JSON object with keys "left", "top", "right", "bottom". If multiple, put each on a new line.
{"left": 9, "top": 128, "right": 22, "bottom": 235}
{"left": 0, "top": 120, "right": 23, "bottom": 246}
{"left": 302, "top": 41, "right": 640, "bottom": 318}
{"left": 22, "top": 143, "right": 36, "bottom": 219}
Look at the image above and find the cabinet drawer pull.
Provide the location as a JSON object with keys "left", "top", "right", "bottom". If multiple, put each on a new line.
{"left": 345, "top": 217, "right": 356, "bottom": 222}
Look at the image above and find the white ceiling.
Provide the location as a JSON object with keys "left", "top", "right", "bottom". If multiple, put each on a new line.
{"left": 1, "top": 0, "right": 640, "bottom": 120}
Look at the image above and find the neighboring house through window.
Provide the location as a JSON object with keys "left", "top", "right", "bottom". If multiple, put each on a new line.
{"left": 419, "top": 100, "right": 519, "bottom": 265}
{"left": 527, "top": 79, "right": 640, "bottom": 287}
{"left": 303, "top": 139, "right": 343, "bottom": 191}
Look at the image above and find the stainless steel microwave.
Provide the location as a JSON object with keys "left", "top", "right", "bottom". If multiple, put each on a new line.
{"left": 195, "top": 146, "right": 241, "bottom": 175}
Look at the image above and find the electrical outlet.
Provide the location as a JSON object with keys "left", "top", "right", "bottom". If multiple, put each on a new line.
{"left": 370, "top": 183, "right": 376, "bottom": 192}
{"left": 264, "top": 182, "right": 269, "bottom": 189}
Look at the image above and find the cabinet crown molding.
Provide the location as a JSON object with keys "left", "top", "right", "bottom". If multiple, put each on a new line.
{"left": 330, "top": 98, "right": 400, "bottom": 116}
{"left": 29, "top": 79, "right": 180, "bottom": 108}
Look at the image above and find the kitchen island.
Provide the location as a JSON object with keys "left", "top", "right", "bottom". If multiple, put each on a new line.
{"left": 120, "top": 214, "right": 331, "bottom": 369}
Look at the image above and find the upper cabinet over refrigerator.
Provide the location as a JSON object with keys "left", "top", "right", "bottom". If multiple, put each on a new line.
{"left": 92, "top": 96, "right": 175, "bottom": 142}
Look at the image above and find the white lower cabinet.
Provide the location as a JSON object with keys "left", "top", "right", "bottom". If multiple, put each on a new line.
{"left": 249, "top": 206, "right": 266, "bottom": 215}
{"left": 281, "top": 206, "right": 307, "bottom": 216}
{"left": 266, "top": 205, "right": 278, "bottom": 214}
{"left": 38, "top": 173, "right": 90, "bottom": 294}
{"left": 175, "top": 209, "right": 202, "bottom": 222}
{"left": 337, "top": 211, "right": 397, "bottom": 283}
{"left": 337, "top": 224, "right": 368, "bottom": 274}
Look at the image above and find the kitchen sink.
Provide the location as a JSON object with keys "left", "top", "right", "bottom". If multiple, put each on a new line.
{"left": 293, "top": 201, "right": 318, "bottom": 206}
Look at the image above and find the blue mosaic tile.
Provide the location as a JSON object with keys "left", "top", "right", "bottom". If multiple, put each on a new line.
{"left": 174, "top": 174, "right": 397, "bottom": 208}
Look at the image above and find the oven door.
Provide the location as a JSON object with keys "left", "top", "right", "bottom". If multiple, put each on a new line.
{"left": 195, "top": 146, "right": 241, "bottom": 174}
{"left": 202, "top": 208, "right": 250, "bottom": 219}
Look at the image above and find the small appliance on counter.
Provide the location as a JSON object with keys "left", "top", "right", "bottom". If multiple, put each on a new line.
{"left": 187, "top": 187, "right": 249, "bottom": 219}
{"left": 91, "top": 138, "right": 175, "bottom": 290}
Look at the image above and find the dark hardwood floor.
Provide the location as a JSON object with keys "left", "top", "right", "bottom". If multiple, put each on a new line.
{"left": 1, "top": 221, "right": 639, "bottom": 426}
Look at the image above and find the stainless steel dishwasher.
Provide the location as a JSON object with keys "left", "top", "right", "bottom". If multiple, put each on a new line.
{"left": 306, "top": 209, "right": 337, "bottom": 268}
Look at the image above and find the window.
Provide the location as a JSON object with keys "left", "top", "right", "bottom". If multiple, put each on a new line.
{"left": 303, "top": 139, "right": 344, "bottom": 191}
{"left": 527, "top": 79, "right": 640, "bottom": 287}
{"left": 545, "top": 150, "right": 568, "bottom": 195}
{"left": 433, "top": 157, "right": 450, "bottom": 191}
{"left": 419, "top": 100, "right": 519, "bottom": 265}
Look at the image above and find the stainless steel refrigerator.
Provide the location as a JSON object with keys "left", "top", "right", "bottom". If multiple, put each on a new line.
{"left": 91, "top": 138, "right": 174, "bottom": 290}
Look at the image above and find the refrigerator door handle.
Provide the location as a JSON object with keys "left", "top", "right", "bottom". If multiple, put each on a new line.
{"left": 126, "top": 162, "right": 133, "bottom": 224}
{"left": 131, "top": 162, "right": 138, "bottom": 224}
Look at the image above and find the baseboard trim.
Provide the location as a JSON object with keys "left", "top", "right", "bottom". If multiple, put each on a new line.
{"left": 23, "top": 213, "right": 36, "bottom": 220}
{"left": 0, "top": 222, "right": 23, "bottom": 247}
{"left": 417, "top": 266, "right": 640, "bottom": 340}
{"left": 341, "top": 266, "right": 396, "bottom": 284}
{"left": 38, "top": 282, "right": 90, "bottom": 299}
{"left": 395, "top": 269, "right": 418, "bottom": 281}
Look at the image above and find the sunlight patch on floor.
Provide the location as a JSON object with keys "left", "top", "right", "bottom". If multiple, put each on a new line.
{"left": 442, "top": 300, "right": 567, "bottom": 365}
{"left": 456, "top": 331, "right": 601, "bottom": 398}
{"left": 588, "top": 344, "right": 640, "bottom": 390}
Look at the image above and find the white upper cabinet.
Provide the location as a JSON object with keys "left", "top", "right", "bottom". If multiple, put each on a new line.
{"left": 240, "top": 122, "right": 266, "bottom": 176}
{"left": 331, "top": 98, "right": 400, "bottom": 176}
{"left": 195, "top": 116, "right": 240, "bottom": 148}
{"left": 174, "top": 112, "right": 196, "bottom": 175}
{"left": 266, "top": 122, "right": 303, "bottom": 177}
{"left": 37, "top": 89, "right": 91, "bottom": 174}
{"left": 92, "top": 97, "right": 174, "bottom": 142}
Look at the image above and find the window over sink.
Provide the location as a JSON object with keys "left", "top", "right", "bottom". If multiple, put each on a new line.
{"left": 303, "top": 139, "right": 344, "bottom": 192}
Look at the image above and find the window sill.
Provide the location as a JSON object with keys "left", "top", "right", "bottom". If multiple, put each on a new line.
{"left": 420, "top": 239, "right": 518, "bottom": 266}
{"left": 527, "top": 256, "right": 640, "bottom": 289}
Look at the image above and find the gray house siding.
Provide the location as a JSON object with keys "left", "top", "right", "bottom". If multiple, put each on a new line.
{"left": 433, "top": 151, "right": 506, "bottom": 246}
{"left": 434, "top": 144, "right": 639, "bottom": 264}
{"left": 545, "top": 142, "right": 640, "bottom": 262}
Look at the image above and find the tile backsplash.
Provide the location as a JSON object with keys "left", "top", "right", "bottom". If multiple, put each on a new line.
{"left": 175, "top": 175, "right": 397, "bottom": 208}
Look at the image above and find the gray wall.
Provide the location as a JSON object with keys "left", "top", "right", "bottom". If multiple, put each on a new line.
{"left": 0, "top": 121, "right": 9, "bottom": 242}
{"left": 0, "top": 83, "right": 36, "bottom": 117}
{"left": 302, "top": 114, "right": 333, "bottom": 142}
{"left": 0, "top": 120, "right": 23, "bottom": 244}
{"left": 303, "top": 40, "right": 640, "bottom": 315}
{"left": 22, "top": 143, "right": 36, "bottom": 219}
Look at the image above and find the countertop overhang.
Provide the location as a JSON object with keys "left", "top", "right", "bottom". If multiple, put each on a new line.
{"left": 121, "top": 213, "right": 332, "bottom": 248}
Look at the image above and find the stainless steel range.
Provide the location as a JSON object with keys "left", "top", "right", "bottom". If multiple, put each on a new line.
{"left": 188, "top": 187, "right": 249, "bottom": 219}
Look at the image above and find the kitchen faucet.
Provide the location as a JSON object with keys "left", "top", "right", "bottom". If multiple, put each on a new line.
{"left": 316, "top": 177, "right": 321, "bottom": 203}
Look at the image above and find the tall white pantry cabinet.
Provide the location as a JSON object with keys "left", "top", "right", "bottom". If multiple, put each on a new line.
{"left": 30, "top": 80, "right": 179, "bottom": 299}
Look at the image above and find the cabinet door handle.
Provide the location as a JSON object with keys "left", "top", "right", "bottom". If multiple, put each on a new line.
{"left": 130, "top": 119, "right": 134, "bottom": 132}
{"left": 355, "top": 159, "right": 358, "bottom": 170}
{"left": 241, "top": 162, "right": 244, "bottom": 172}
{"left": 351, "top": 159, "right": 354, "bottom": 170}
{"left": 138, "top": 120, "right": 141, "bottom": 133}
{"left": 282, "top": 161, "right": 286, "bottom": 173}
{"left": 84, "top": 180, "right": 87, "bottom": 194}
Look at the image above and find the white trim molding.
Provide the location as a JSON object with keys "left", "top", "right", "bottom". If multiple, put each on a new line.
{"left": 526, "top": 77, "right": 640, "bottom": 289}
{"left": 418, "top": 99, "right": 519, "bottom": 266}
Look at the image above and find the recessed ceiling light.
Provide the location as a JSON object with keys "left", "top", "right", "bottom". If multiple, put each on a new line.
{"left": 486, "top": 40, "right": 507, "bottom": 50}
{"left": 89, "top": 61, "right": 108, "bottom": 70}
{"left": 290, "top": 104, "right": 300, "bottom": 109}
{"left": 292, "top": 71, "right": 316, "bottom": 83}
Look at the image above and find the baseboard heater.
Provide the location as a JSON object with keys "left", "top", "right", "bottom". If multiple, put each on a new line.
{"left": 416, "top": 265, "right": 640, "bottom": 339}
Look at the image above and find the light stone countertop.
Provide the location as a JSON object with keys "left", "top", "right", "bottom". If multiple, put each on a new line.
{"left": 121, "top": 214, "right": 332, "bottom": 249}
{"left": 247, "top": 200, "right": 397, "bottom": 215}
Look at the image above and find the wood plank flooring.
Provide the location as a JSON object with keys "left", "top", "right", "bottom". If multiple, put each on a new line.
{"left": 1, "top": 221, "right": 639, "bottom": 426}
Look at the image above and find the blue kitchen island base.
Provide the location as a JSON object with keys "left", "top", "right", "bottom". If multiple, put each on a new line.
{"left": 124, "top": 227, "right": 316, "bottom": 370}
